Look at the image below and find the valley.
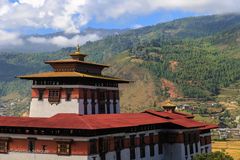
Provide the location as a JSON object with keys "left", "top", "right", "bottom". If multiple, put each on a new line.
{"left": 0, "top": 14, "right": 240, "bottom": 129}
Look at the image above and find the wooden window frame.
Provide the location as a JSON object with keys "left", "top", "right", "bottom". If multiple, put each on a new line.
{"left": 0, "top": 141, "right": 8, "bottom": 154}
{"left": 140, "top": 134, "right": 145, "bottom": 158}
{"left": 149, "top": 133, "right": 154, "bottom": 157}
{"left": 66, "top": 88, "right": 72, "bottom": 101}
{"left": 28, "top": 138, "right": 36, "bottom": 153}
{"left": 48, "top": 88, "right": 61, "bottom": 104}
{"left": 83, "top": 89, "right": 88, "bottom": 114}
{"left": 158, "top": 132, "right": 163, "bottom": 154}
{"left": 91, "top": 91, "right": 96, "bottom": 114}
{"left": 89, "top": 139, "right": 97, "bottom": 155}
{"left": 38, "top": 89, "right": 44, "bottom": 101}
{"left": 113, "top": 91, "right": 117, "bottom": 113}
{"left": 57, "top": 142, "right": 71, "bottom": 155}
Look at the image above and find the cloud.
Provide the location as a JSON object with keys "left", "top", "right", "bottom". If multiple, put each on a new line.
{"left": 132, "top": 24, "right": 144, "bottom": 29}
{"left": 0, "top": 30, "right": 23, "bottom": 46}
{"left": 1, "top": 0, "right": 240, "bottom": 35}
{"left": 19, "top": 0, "right": 46, "bottom": 8}
{"left": 0, "top": 0, "right": 240, "bottom": 51}
{"left": 27, "top": 34, "right": 101, "bottom": 47}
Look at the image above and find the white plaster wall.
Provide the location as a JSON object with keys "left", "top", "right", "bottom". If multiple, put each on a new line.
{"left": 163, "top": 143, "right": 185, "bottom": 160}
{"left": 0, "top": 152, "right": 88, "bottom": 160}
{"left": 121, "top": 148, "right": 130, "bottom": 160}
{"left": 105, "top": 151, "right": 115, "bottom": 160}
{"left": 30, "top": 98, "right": 79, "bottom": 117}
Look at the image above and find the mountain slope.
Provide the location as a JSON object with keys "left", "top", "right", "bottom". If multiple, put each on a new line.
{"left": 1, "top": 14, "right": 240, "bottom": 115}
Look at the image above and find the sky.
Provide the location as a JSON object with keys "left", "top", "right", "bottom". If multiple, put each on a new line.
{"left": 0, "top": 0, "right": 240, "bottom": 48}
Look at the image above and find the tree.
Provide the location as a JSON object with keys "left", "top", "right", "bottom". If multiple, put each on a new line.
{"left": 193, "top": 151, "right": 233, "bottom": 160}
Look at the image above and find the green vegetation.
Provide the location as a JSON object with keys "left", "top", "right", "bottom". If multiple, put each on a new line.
{"left": 1, "top": 14, "right": 240, "bottom": 115}
{"left": 193, "top": 151, "right": 233, "bottom": 160}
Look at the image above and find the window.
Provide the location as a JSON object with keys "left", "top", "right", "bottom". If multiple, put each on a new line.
{"left": 42, "top": 145, "right": 47, "bottom": 153}
{"left": 130, "top": 135, "right": 136, "bottom": 160}
{"left": 130, "top": 147, "right": 135, "bottom": 160}
{"left": 116, "top": 150, "right": 121, "bottom": 160}
{"left": 57, "top": 143, "right": 71, "bottom": 155}
{"left": 0, "top": 141, "right": 8, "bottom": 153}
{"left": 195, "top": 143, "right": 198, "bottom": 153}
{"left": 140, "top": 134, "right": 145, "bottom": 158}
{"left": 184, "top": 144, "right": 188, "bottom": 156}
{"left": 89, "top": 139, "right": 97, "bottom": 155}
{"left": 38, "top": 89, "right": 44, "bottom": 101}
{"left": 106, "top": 91, "right": 110, "bottom": 114}
{"left": 200, "top": 137, "right": 205, "bottom": 146}
{"left": 91, "top": 91, "right": 96, "bottom": 114}
{"left": 28, "top": 138, "right": 36, "bottom": 153}
{"left": 99, "top": 138, "right": 108, "bottom": 153}
{"left": 189, "top": 143, "right": 193, "bottom": 154}
{"left": 66, "top": 89, "right": 72, "bottom": 101}
{"left": 48, "top": 89, "right": 61, "bottom": 103}
{"left": 149, "top": 133, "right": 154, "bottom": 157}
{"left": 130, "top": 135, "right": 136, "bottom": 147}
{"left": 113, "top": 91, "right": 117, "bottom": 113}
{"left": 158, "top": 133, "right": 163, "bottom": 154}
{"left": 205, "top": 147, "right": 209, "bottom": 153}
{"left": 114, "top": 136, "right": 124, "bottom": 151}
{"left": 98, "top": 91, "right": 106, "bottom": 114}
{"left": 83, "top": 89, "right": 88, "bottom": 114}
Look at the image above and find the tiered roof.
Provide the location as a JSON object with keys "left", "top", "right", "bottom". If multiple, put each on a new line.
{"left": 17, "top": 45, "right": 129, "bottom": 83}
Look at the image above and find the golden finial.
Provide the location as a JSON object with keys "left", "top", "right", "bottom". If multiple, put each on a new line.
{"left": 76, "top": 44, "right": 80, "bottom": 53}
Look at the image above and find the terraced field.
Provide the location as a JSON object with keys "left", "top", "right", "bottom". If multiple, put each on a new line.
{"left": 212, "top": 140, "right": 240, "bottom": 160}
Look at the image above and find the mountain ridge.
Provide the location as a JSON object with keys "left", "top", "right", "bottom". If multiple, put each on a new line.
{"left": 1, "top": 14, "right": 240, "bottom": 116}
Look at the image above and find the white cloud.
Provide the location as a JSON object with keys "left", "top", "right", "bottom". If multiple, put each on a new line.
{"left": 1, "top": 0, "right": 240, "bottom": 35}
{"left": 0, "top": 30, "right": 23, "bottom": 46}
{"left": 132, "top": 24, "right": 144, "bottom": 29}
{"left": 27, "top": 34, "right": 101, "bottom": 47}
{"left": 19, "top": 0, "right": 46, "bottom": 8}
{"left": 0, "top": 0, "right": 240, "bottom": 50}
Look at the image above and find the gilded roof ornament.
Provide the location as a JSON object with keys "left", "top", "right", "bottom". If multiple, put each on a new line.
{"left": 76, "top": 44, "right": 80, "bottom": 53}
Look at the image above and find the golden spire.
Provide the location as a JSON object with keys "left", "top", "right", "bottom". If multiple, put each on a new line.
{"left": 76, "top": 44, "right": 80, "bottom": 54}
{"left": 70, "top": 44, "right": 87, "bottom": 61}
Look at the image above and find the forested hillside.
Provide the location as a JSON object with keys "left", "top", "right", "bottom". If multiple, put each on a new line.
{"left": 1, "top": 14, "right": 240, "bottom": 116}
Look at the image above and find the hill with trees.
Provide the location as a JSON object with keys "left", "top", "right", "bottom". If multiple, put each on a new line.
{"left": 1, "top": 14, "right": 240, "bottom": 116}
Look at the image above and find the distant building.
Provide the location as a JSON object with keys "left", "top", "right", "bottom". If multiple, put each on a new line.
{"left": 0, "top": 46, "right": 217, "bottom": 160}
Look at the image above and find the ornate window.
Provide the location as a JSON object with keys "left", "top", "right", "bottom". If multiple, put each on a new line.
{"left": 140, "top": 134, "right": 145, "bottom": 158}
{"left": 130, "top": 135, "right": 136, "bottom": 160}
{"left": 66, "top": 89, "right": 72, "bottom": 101}
{"left": 91, "top": 90, "right": 96, "bottom": 114}
{"left": 0, "top": 140, "right": 8, "bottom": 153}
{"left": 158, "top": 132, "right": 163, "bottom": 154}
{"left": 57, "top": 143, "right": 71, "bottom": 155}
{"left": 48, "top": 89, "right": 61, "bottom": 104}
{"left": 89, "top": 139, "right": 97, "bottom": 155}
{"left": 149, "top": 133, "right": 154, "bottom": 157}
{"left": 28, "top": 138, "right": 36, "bottom": 153}
{"left": 113, "top": 91, "right": 117, "bottom": 113}
{"left": 38, "top": 89, "right": 44, "bottom": 101}
{"left": 83, "top": 89, "right": 88, "bottom": 114}
{"left": 106, "top": 91, "right": 110, "bottom": 114}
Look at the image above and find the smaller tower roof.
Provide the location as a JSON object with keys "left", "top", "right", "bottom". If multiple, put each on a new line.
{"left": 161, "top": 100, "right": 176, "bottom": 112}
